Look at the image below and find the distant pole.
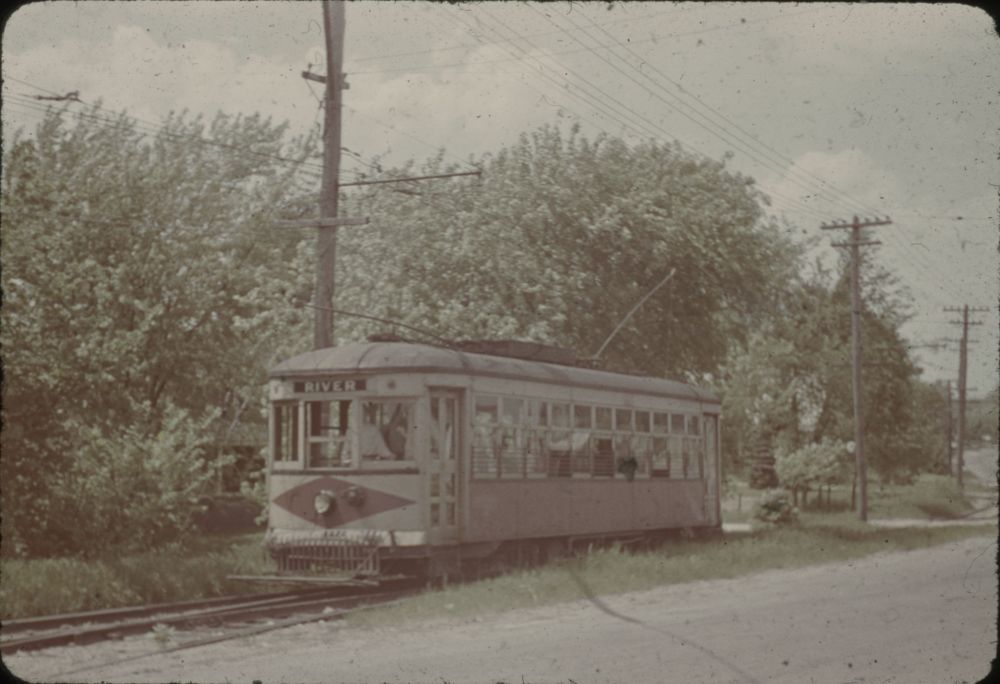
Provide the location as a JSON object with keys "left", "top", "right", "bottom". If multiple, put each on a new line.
{"left": 945, "top": 380, "right": 954, "bottom": 476}
{"left": 821, "top": 215, "right": 891, "bottom": 523}
{"left": 943, "top": 304, "right": 988, "bottom": 489}
{"left": 957, "top": 306, "right": 969, "bottom": 490}
{"left": 314, "top": 0, "right": 346, "bottom": 350}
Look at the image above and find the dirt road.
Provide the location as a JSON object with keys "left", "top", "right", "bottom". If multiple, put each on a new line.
{"left": 8, "top": 532, "right": 995, "bottom": 684}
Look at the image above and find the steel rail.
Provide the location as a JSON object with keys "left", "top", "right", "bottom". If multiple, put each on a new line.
{"left": 0, "top": 585, "right": 401, "bottom": 655}
{"left": 1, "top": 588, "right": 334, "bottom": 635}
{"left": 42, "top": 587, "right": 422, "bottom": 681}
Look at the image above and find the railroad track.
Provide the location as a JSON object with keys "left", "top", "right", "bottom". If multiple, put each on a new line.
{"left": 1, "top": 581, "right": 419, "bottom": 656}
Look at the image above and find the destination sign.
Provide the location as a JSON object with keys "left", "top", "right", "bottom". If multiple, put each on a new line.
{"left": 293, "top": 378, "right": 367, "bottom": 393}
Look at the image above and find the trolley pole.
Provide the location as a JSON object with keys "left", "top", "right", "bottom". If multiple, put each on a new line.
{"left": 821, "top": 215, "right": 891, "bottom": 523}
{"left": 315, "top": 0, "right": 346, "bottom": 350}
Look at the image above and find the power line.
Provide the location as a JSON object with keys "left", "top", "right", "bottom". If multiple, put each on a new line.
{"left": 348, "top": 7, "right": 824, "bottom": 76}
{"left": 547, "top": 7, "right": 875, "bottom": 218}
{"left": 346, "top": 5, "right": 697, "bottom": 66}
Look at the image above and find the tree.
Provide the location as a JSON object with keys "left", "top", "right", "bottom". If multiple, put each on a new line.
{"left": 720, "top": 255, "right": 941, "bottom": 487}
{"left": 333, "top": 124, "right": 800, "bottom": 380}
{"left": 1, "top": 104, "right": 316, "bottom": 555}
{"left": 967, "top": 387, "right": 999, "bottom": 446}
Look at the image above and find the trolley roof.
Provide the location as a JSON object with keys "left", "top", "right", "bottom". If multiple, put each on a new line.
{"left": 270, "top": 342, "right": 719, "bottom": 406}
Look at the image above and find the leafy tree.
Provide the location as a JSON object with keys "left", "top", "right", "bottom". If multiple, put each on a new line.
{"left": 332, "top": 124, "right": 800, "bottom": 379}
{"left": 720, "top": 255, "right": 939, "bottom": 486}
{"left": 967, "top": 386, "right": 999, "bottom": 445}
{"left": 1, "top": 104, "right": 315, "bottom": 555}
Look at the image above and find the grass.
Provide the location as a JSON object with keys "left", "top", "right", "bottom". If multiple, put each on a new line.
{"left": 2, "top": 471, "right": 990, "bottom": 621}
{"left": 0, "top": 533, "right": 274, "bottom": 621}
{"left": 722, "top": 472, "right": 980, "bottom": 523}
{"left": 349, "top": 521, "right": 993, "bottom": 630}
{"left": 867, "top": 474, "right": 976, "bottom": 519}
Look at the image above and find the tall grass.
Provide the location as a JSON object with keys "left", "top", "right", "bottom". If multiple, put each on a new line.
{"left": 0, "top": 533, "right": 272, "bottom": 620}
{"left": 349, "top": 522, "right": 993, "bottom": 629}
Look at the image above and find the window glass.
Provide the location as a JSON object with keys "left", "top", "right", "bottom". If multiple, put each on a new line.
{"left": 475, "top": 395, "right": 499, "bottom": 422}
{"left": 473, "top": 396, "right": 499, "bottom": 477}
{"left": 671, "top": 414, "right": 686, "bottom": 434}
{"left": 545, "top": 403, "right": 573, "bottom": 477}
{"left": 273, "top": 402, "right": 299, "bottom": 462}
{"left": 358, "top": 400, "right": 414, "bottom": 461}
{"left": 670, "top": 435, "right": 685, "bottom": 476}
{"left": 502, "top": 397, "right": 524, "bottom": 425}
{"left": 306, "top": 400, "right": 354, "bottom": 468}
{"left": 538, "top": 401, "right": 549, "bottom": 427}
{"left": 551, "top": 403, "right": 571, "bottom": 428}
{"left": 592, "top": 437, "right": 615, "bottom": 477}
{"left": 653, "top": 412, "right": 669, "bottom": 434}
{"left": 689, "top": 416, "right": 701, "bottom": 435}
{"left": 615, "top": 409, "right": 633, "bottom": 432}
{"left": 574, "top": 404, "right": 592, "bottom": 429}
{"left": 635, "top": 411, "right": 651, "bottom": 433}
{"left": 429, "top": 397, "right": 457, "bottom": 461}
{"left": 651, "top": 436, "right": 670, "bottom": 476}
{"left": 595, "top": 407, "right": 613, "bottom": 431}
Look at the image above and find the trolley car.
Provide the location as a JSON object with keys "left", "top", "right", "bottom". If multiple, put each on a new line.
{"left": 263, "top": 340, "right": 721, "bottom": 580}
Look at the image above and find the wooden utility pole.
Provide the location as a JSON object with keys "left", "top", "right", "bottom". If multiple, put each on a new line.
{"left": 944, "top": 305, "right": 988, "bottom": 489}
{"left": 314, "top": 0, "right": 346, "bottom": 350}
{"left": 945, "top": 380, "right": 954, "bottom": 476}
{"left": 821, "top": 215, "right": 892, "bottom": 523}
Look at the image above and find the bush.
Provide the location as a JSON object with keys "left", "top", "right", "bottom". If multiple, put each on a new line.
{"left": 40, "top": 404, "right": 218, "bottom": 556}
{"left": 753, "top": 489, "right": 799, "bottom": 525}
{"left": 775, "top": 439, "right": 850, "bottom": 503}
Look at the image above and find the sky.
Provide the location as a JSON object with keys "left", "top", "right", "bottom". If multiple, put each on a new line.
{"left": 3, "top": 1, "right": 998, "bottom": 398}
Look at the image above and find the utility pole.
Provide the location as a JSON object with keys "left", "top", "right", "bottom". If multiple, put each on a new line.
{"left": 821, "top": 215, "right": 892, "bottom": 522}
{"left": 314, "top": 0, "right": 346, "bottom": 350}
{"left": 945, "top": 380, "right": 954, "bottom": 475}
{"left": 280, "top": 3, "right": 481, "bottom": 350}
{"left": 944, "top": 305, "right": 988, "bottom": 489}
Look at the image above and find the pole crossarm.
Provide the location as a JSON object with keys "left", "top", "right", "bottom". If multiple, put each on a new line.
{"left": 340, "top": 170, "right": 482, "bottom": 188}
{"left": 832, "top": 240, "right": 882, "bottom": 248}
{"left": 275, "top": 217, "right": 369, "bottom": 229}
{"left": 820, "top": 216, "right": 893, "bottom": 230}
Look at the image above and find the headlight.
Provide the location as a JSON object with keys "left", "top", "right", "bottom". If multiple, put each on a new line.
{"left": 313, "top": 490, "right": 337, "bottom": 515}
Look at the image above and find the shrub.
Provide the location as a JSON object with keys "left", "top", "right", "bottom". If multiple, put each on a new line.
{"left": 753, "top": 489, "right": 799, "bottom": 525}
{"left": 775, "top": 439, "right": 850, "bottom": 503}
{"left": 43, "top": 404, "right": 218, "bottom": 556}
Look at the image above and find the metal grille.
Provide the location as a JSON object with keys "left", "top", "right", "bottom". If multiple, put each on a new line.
{"left": 268, "top": 530, "right": 381, "bottom": 577}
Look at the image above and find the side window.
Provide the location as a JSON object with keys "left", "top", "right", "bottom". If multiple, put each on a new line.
{"left": 593, "top": 407, "right": 614, "bottom": 477}
{"left": 360, "top": 400, "right": 415, "bottom": 461}
{"left": 571, "top": 404, "right": 593, "bottom": 475}
{"left": 472, "top": 395, "right": 499, "bottom": 477}
{"left": 272, "top": 402, "right": 299, "bottom": 463}
{"left": 526, "top": 399, "right": 547, "bottom": 476}
{"left": 500, "top": 397, "right": 525, "bottom": 478}
{"left": 545, "top": 402, "right": 572, "bottom": 477}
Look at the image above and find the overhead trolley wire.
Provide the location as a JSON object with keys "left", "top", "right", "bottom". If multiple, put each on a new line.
{"left": 508, "top": 13, "right": 974, "bottom": 301}
{"left": 459, "top": 7, "right": 833, "bottom": 222}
